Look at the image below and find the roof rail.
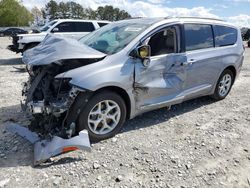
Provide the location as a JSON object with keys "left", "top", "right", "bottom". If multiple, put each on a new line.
{"left": 165, "top": 16, "right": 224, "bottom": 22}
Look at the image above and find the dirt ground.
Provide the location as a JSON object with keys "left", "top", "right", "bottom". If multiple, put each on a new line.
{"left": 0, "top": 37, "right": 250, "bottom": 188}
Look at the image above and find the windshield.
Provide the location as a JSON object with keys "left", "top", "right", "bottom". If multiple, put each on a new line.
{"left": 40, "top": 20, "right": 57, "bottom": 32}
{"left": 79, "top": 21, "right": 150, "bottom": 54}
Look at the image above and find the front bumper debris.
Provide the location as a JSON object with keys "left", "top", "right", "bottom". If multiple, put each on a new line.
{"left": 6, "top": 123, "right": 91, "bottom": 166}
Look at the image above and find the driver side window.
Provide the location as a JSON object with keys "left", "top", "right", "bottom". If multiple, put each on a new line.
{"left": 147, "top": 27, "right": 177, "bottom": 56}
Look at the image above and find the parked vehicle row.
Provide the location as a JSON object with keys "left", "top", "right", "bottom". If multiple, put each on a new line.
{"left": 21, "top": 17, "right": 244, "bottom": 142}
{"left": 8, "top": 19, "right": 110, "bottom": 53}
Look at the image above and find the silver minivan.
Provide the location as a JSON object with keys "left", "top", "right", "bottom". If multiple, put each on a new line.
{"left": 22, "top": 17, "right": 244, "bottom": 142}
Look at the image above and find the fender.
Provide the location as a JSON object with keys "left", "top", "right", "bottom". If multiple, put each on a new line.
{"left": 55, "top": 56, "right": 137, "bottom": 118}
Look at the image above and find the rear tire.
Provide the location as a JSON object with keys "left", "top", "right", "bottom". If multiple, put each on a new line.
{"left": 77, "top": 91, "right": 127, "bottom": 142}
{"left": 211, "top": 69, "right": 234, "bottom": 100}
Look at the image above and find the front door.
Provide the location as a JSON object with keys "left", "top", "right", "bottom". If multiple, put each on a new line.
{"left": 134, "top": 26, "right": 187, "bottom": 111}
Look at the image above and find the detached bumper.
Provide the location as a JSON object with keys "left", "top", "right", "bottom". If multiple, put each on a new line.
{"left": 34, "top": 130, "right": 91, "bottom": 165}
{"left": 6, "top": 123, "right": 91, "bottom": 166}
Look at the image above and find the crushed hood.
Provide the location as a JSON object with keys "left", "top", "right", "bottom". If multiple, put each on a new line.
{"left": 22, "top": 34, "right": 106, "bottom": 66}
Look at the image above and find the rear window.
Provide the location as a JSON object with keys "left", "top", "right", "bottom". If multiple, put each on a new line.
{"left": 184, "top": 24, "right": 214, "bottom": 51}
{"left": 75, "top": 22, "right": 95, "bottom": 32}
{"left": 98, "top": 22, "right": 109, "bottom": 27}
{"left": 214, "top": 25, "right": 237, "bottom": 47}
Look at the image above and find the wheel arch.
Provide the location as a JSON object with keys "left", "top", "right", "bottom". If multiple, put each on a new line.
{"left": 211, "top": 65, "right": 237, "bottom": 96}
{"left": 224, "top": 65, "right": 237, "bottom": 83}
{"left": 94, "top": 86, "right": 132, "bottom": 120}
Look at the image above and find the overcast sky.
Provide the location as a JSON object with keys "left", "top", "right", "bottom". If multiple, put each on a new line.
{"left": 22, "top": 0, "right": 250, "bottom": 27}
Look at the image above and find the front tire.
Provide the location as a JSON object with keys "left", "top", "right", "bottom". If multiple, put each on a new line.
{"left": 77, "top": 91, "right": 127, "bottom": 142}
{"left": 211, "top": 69, "right": 234, "bottom": 100}
{"left": 23, "top": 43, "right": 39, "bottom": 52}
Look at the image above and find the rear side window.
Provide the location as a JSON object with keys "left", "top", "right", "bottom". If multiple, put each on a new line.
{"left": 214, "top": 25, "right": 237, "bottom": 47}
{"left": 75, "top": 22, "right": 95, "bottom": 32}
{"left": 184, "top": 24, "right": 214, "bottom": 51}
{"left": 55, "top": 22, "right": 75, "bottom": 32}
{"left": 98, "top": 22, "right": 109, "bottom": 27}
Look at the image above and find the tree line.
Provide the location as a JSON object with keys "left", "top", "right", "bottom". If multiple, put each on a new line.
{"left": 0, "top": 0, "right": 131, "bottom": 27}
{"left": 0, "top": 0, "right": 33, "bottom": 26}
{"left": 43, "top": 1, "right": 131, "bottom": 21}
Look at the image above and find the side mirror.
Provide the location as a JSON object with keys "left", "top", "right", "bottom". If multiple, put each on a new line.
{"left": 137, "top": 45, "right": 151, "bottom": 59}
{"left": 51, "top": 27, "right": 59, "bottom": 33}
{"left": 137, "top": 45, "right": 151, "bottom": 67}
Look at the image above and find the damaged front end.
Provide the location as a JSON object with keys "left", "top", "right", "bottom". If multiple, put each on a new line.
{"left": 17, "top": 64, "right": 80, "bottom": 164}
{"left": 7, "top": 35, "right": 107, "bottom": 165}
{"left": 22, "top": 62, "right": 84, "bottom": 138}
{"left": 19, "top": 60, "right": 100, "bottom": 165}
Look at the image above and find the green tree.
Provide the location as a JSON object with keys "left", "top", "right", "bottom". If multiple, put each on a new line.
{"left": 43, "top": 1, "right": 131, "bottom": 21}
{"left": 57, "top": 2, "right": 70, "bottom": 18}
{"left": 85, "top": 7, "right": 96, "bottom": 20}
{"left": 44, "top": 0, "right": 58, "bottom": 20}
{"left": 44, "top": 1, "right": 87, "bottom": 20}
{"left": 67, "top": 2, "right": 86, "bottom": 19}
{"left": 95, "top": 5, "right": 131, "bottom": 21}
{"left": 0, "top": 0, "right": 33, "bottom": 26}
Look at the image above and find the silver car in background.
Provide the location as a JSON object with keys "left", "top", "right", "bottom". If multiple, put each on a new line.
{"left": 22, "top": 17, "right": 244, "bottom": 142}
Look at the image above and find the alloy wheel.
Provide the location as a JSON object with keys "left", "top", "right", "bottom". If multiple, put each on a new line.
{"left": 218, "top": 73, "right": 232, "bottom": 97}
{"left": 87, "top": 100, "right": 121, "bottom": 135}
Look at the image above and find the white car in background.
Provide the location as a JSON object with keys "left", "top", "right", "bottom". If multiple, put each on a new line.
{"left": 9, "top": 19, "right": 110, "bottom": 53}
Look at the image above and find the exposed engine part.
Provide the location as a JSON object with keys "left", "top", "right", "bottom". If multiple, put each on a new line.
{"left": 26, "top": 86, "right": 80, "bottom": 116}
{"left": 21, "top": 60, "right": 96, "bottom": 139}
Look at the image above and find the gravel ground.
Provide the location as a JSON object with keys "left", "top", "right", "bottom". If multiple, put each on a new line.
{"left": 0, "top": 37, "right": 250, "bottom": 188}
